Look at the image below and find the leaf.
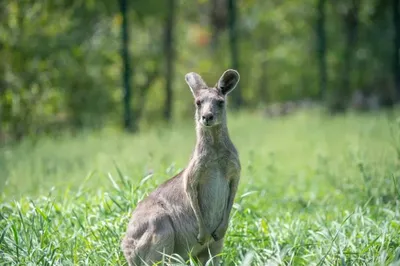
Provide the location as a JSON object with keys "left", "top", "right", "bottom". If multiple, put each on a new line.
{"left": 0, "top": 224, "right": 10, "bottom": 245}
{"left": 240, "top": 191, "right": 258, "bottom": 198}
{"left": 260, "top": 219, "right": 269, "bottom": 235}
{"left": 139, "top": 173, "right": 153, "bottom": 187}
{"left": 113, "top": 14, "right": 122, "bottom": 27}
{"left": 107, "top": 173, "right": 120, "bottom": 191}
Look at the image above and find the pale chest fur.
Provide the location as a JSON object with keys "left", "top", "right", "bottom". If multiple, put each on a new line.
{"left": 195, "top": 148, "right": 240, "bottom": 232}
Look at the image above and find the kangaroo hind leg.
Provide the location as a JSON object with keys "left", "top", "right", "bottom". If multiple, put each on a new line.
{"left": 123, "top": 214, "right": 175, "bottom": 266}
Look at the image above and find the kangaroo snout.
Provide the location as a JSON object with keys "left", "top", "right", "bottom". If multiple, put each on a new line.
{"left": 202, "top": 113, "right": 214, "bottom": 125}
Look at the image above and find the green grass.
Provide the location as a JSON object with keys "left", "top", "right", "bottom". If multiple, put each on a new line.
{"left": 1, "top": 109, "right": 400, "bottom": 265}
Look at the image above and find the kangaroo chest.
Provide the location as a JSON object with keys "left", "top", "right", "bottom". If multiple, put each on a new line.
{"left": 196, "top": 152, "right": 237, "bottom": 231}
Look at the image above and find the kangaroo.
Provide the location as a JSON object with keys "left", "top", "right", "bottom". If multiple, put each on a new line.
{"left": 121, "top": 69, "right": 241, "bottom": 265}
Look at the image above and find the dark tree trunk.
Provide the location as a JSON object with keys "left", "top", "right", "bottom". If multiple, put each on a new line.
{"left": 331, "top": 0, "right": 359, "bottom": 112}
{"left": 393, "top": 0, "right": 400, "bottom": 102}
{"left": 210, "top": 0, "right": 219, "bottom": 52}
{"left": 0, "top": 46, "right": 4, "bottom": 141}
{"left": 316, "top": 0, "right": 327, "bottom": 101}
{"left": 119, "top": 0, "right": 133, "bottom": 130}
{"left": 228, "top": 0, "right": 242, "bottom": 108}
{"left": 341, "top": 0, "right": 359, "bottom": 106}
{"left": 163, "top": 0, "right": 176, "bottom": 122}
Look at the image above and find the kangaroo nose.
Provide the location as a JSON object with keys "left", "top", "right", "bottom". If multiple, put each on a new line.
{"left": 202, "top": 113, "right": 214, "bottom": 122}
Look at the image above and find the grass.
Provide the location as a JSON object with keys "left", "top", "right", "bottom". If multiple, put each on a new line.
{"left": 0, "top": 109, "right": 400, "bottom": 265}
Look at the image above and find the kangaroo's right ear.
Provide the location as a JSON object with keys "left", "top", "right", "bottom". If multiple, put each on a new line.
{"left": 217, "top": 69, "right": 240, "bottom": 95}
{"left": 185, "top": 72, "right": 207, "bottom": 97}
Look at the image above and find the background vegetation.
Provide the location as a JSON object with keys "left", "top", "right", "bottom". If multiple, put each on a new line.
{"left": 1, "top": 0, "right": 400, "bottom": 265}
{"left": 1, "top": 0, "right": 400, "bottom": 141}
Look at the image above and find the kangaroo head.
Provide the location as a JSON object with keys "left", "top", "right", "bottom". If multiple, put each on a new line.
{"left": 185, "top": 69, "right": 240, "bottom": 128}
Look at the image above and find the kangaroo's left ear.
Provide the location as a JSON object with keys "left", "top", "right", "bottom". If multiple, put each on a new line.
{"left": 217, "top": 69, "right": 240, "bottom": 95}
{"left": 185, "top": 72, "right": 207, "bottom": 97}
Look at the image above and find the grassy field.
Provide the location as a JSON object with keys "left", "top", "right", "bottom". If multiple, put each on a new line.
{"left": 1, "top": 109, "right": 400, "bottom": 265}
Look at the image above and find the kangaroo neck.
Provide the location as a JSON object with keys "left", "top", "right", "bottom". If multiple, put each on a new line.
{"left": 195, "top": 123, "right": 230, "bottom": 150}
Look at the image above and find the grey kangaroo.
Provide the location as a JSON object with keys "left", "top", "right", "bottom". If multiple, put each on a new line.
{"left": 121, "top": 69, "right": 241, "bottom": 265}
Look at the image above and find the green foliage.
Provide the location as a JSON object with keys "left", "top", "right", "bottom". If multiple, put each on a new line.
{"left": 1, "top": 110, "right": 400, "bottom": 265}
{"left": 0, "top": 0, "right": 398, "bottom": 140}
{"left": 0, "top": 1, "right": 167, "bottom": 140}
{"left": 0, "top": 1, "right": 119, "bottom": 138}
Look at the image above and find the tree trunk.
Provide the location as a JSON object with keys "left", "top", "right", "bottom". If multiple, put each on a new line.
{"left": 316, "top": 0, "right": 327, "bottom": 101}
{"left": 119, "top": 0, "right": 133, "bottom": 131}
{"left": 331, "top": 0, "right": 359, "bottom": 112}
{"left": 341, "top": 0, "right": 359, "bottom": 106}
{"left": 393, "top": 0, "right": 400, "bottom": 102}
{"left": 228, "top": 0, "right": 242, "bottom": 108}
{"left": 163, "top": 0, "right": 176, "bottom": 122}
{"left": 210, "top": 0, "right": 220, "bottom": 52}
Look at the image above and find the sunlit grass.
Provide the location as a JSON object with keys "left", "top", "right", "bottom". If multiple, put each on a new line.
{"left": 1, "top": 109, "right": 400, "bottom": 265}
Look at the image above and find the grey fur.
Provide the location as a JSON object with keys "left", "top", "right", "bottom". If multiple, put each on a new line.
{"left": 121, "top": 69, "right": 241, "bottom": 265}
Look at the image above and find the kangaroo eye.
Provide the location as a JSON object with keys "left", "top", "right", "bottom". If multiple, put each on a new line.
{"left": 217, "top": 100, "right": 225, "bottom": 107}
{"left": 195, "top": 100, "right": 201, "bottom": 106}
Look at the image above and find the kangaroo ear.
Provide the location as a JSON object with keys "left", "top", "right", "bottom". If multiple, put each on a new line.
{"left": 185, "top": 72, "right": 207, "bottom": 97}
{"left": 217, "top": 69, "right": 240, "bottom": 95}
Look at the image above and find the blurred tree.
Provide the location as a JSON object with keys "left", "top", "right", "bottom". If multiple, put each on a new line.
{"left": 393, "top": 0, "right": 400, "bottom": 102}
{"left": 0, "top": 2, "right": 5, "bottom": 141}
{"left": 1, "top": 0, "right": 400, "bottom": 143}
{"left": 228, "top": 0, "right": 242, "bottom": 108}
{"left": 316, "top": 0, "right": 327, "bottom": 101}
{"left": 342, "top": 0, "right": 360, "bottom": 102}
{"left": 329, "top": 0, "right": 360, "bottom": 112}
{"left": 210, "top": 0, "right": 228, "bottom": 51}
{"left": 163, "top": 0, "right": 176, "bottom": 122}
{"left": 119, "top": 0, "right": 133, "bottom": 131}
